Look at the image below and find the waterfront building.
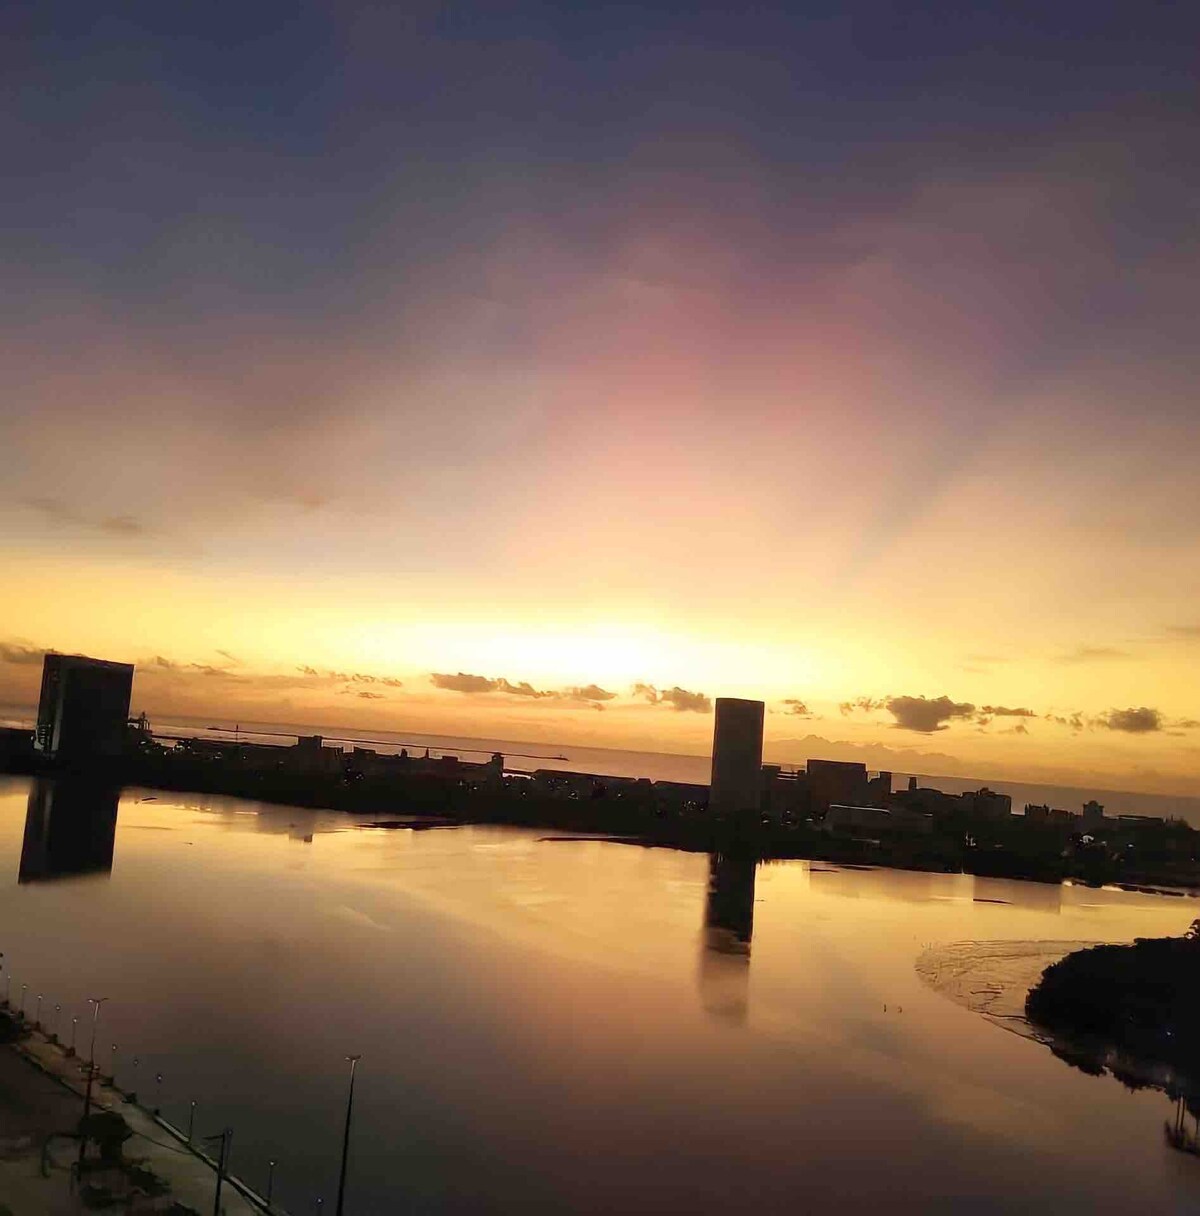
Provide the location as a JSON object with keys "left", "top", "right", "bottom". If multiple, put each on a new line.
{"left": 806, "top": 758, "right": 869, "bottom": 815}
{"left": 292, "top": 734, "right": 346, "bottom": 776}
{"left": 709, "top": 698, "right": 765, "bottom": 820}
{"left": 961, "top": 788, "right": 1013, "bottom": 821}
{"left": 35, "top": 653, "right": 134, "bottom": 762}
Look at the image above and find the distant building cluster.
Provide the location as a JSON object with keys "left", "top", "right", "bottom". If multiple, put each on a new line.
{"left": 0, "top": 655, "right": 1190, "bottom": 888}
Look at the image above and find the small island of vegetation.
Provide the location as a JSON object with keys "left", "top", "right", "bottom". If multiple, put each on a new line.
{"left": 1026, "top": 920, "right": 1200, "bottom": 1082}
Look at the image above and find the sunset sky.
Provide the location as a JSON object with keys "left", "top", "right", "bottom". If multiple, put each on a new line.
{"left": 3, "top": 2, "right": 1199, "bottom": 795}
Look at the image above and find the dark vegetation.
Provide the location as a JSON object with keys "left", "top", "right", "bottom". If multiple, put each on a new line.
{"left": 1026, "top": 921, "right": 1200, "bottom": 1081}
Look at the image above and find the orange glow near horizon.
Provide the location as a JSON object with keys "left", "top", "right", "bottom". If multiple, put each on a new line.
{"left": 3, "top": 91, "right": 1199, "bottom": 799}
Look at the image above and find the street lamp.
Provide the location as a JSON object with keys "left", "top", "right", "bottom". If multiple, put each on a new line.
{"left": 77, "top": 998, "right": 109, "bottom": 1171}
{"left": 154, "top": 1072, "right": 163, "bottom": 1115}
{"left": 53, "top": 1003, "right": 61, "bottom": 1044}
{"left": 110, "top": 1044, "right": 118, "bottom": 1085}
{"left": 188, "top": 1100, "right": 197, "bottom": 1143}
{"left": 34, "top": 993, "right": 42, "bottom": 1028}
{"left": 335, "top": 1054, "right": 361, "bottom": 1216}
{"left": 86, "top": 997, "right": 108, "bottom": 1068}
{"left": 19, "top": 984, "right": 26, "bottom": 1020}
{"left": 266, "top": 1159, "right": 276, "bottom": 1207}
{"left": 203, "top": 1128, "right": 233, "bottom": 1216}
{"left": 69, "top": 1016, "right": 78, "bottom": 1057}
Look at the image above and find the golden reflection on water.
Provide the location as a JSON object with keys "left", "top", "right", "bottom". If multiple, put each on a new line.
{"left": 1, "top": 777, "right": 1198, "bottom": 1214}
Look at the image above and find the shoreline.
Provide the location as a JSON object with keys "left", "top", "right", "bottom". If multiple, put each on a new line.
{"left": 8, "top": 759, "right": 1200, "bottom": 891}
{"left": 0, "top": 1013, "right": 278, "bottom": 1215}
{"left": 917, "top": 938, "right": 1199, "bottom": 1103}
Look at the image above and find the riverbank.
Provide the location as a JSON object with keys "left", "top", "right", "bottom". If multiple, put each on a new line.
{"left": 1025, "top": 933, "right": 1200, "bottom": 1092}
{"left": 0, "top": 1014, "right": 276, "bottom": 1214}
{"left": 918, "top": 932, "right": 1200, "bottom": 1113}
{"left": 8, "top": 740, "right": 1200, "bottom": 890}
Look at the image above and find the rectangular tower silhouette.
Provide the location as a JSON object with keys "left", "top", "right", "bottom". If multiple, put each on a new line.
{"left": 709, "top": 697, "right": 765, "bottom": 818}
{"left": 35, "top": 653, "right": 134, "bottom": 762}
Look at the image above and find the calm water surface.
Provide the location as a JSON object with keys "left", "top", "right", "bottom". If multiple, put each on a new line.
{"left": 2, "top": 775, "right": 1197, "bottom": 1213}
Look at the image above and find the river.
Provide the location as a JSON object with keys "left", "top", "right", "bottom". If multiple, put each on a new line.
{"left": 2, "top": 775, "right": 1197, "bottom": 1213}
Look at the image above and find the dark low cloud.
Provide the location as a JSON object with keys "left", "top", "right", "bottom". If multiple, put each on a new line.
{"left": 566, "top": 684, "right": 616, "bottom": 703}
{"left": 0, "top": 642, "right": 49, "bottom": 666}
{"left": 348, "top": 672, "right": 404, "bottom": 687}
{"left": 885, "top": 695, "right": 976, "bottom": 733}
{"left": 1054, "top": 646, "right": 1132, "bottom": 665}
{"left": 148, "top": 655, "right": 236, "bottom": 678}
{"left": 430, "top": 672, "right": 552, "bottom": 698}
{"left": 1046, "top": 711, "right": 1086, "bottom": 731}
{"left": 980, "top": 705, "right": 1036, "bottom": 717}
{"left": 23, "top": 497, "right": 148, "bottom": 537}
{"left": 298, "top": 665, "right": 402, "bottom": 688}
{"left": 633, "top": 683, "right": 711, "bottom": 713}
{"left": 431, "top": 672, "right": 496, "bottom": 694}
{"left": 1001, "top": 722, "right": 1030, "bottom": 735}
{"left": 98, "top": 515, "right": 145, "bottom": 536}
{"left": 783, "top": 698, "right": 814, "bottom": 717}
{"left": 494, "top": 679, "right": 552, "bottom": 698}
{"left": 839, "top": 693, "right": 977, "bottom": 732}
{"left": 1096, "top": 706, "right": 1163, "bottom": 733}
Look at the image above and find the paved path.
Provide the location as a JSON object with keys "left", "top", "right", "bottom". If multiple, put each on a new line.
{"left": 1, "top": 1023, "right": 280, "bottom": 1215}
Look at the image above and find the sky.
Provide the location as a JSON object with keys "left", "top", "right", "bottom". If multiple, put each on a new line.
{"left": 3, "top": 1, "right": 1200, "bottom": 796}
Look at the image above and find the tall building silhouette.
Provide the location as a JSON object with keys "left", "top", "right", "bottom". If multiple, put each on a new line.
{"left": 709, "top": 697, "right": 765, "bottom": 821}
{"left": 19, "top": 778, "right": 119, "bottom": 883}
{"left": 35, "top": 653, "right": 134, "bottom": 762}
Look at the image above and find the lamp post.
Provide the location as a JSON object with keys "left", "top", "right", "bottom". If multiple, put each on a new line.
{"left": 110, "top": 1044, "right": 118, "bottom": 1085}
{"left": 34, "top": 993, "right": 42, "bottom": 1028}
{"left": 154, "top": 1072, "right": 164, "bottom": 1115}
{"left": 205, "top": 1128, "right": 232, "bottom": 1216}
{"left": 188, "top": 1100, "right": 197, "bottom": 1143}
{"left": 266, "top": 1159, "right": 276, "bottom": 1207}
{"left": 3, "top": 973, "right": 9, "bottom": 1008}
{"left": 69, "top": 1016, "right": 78, "bottom": 1057}
{"left": 19, "top": 984, "right": 26, "bottom": 1020}
{"left": 86, "top": 997, "right": 107, "bottom": 1069}
{"left": 53, "top": 1003, "right": 61, "bottom": 1044}
{"left": 77, "top": 998, "right": 109, "bottom": 1171}
{"left": 335, "top": 1055, "right": 361, "bottom": 1216}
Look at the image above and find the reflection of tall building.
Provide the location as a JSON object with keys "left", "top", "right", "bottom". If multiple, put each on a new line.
{"left": 35, "top": 653, "right": 134, "bottom": 762}
{"left": 698, "top": 853, "right": 758, "bottom": 1024}
{"left": 19, "top": 779, "right": 119, "bottom": 883}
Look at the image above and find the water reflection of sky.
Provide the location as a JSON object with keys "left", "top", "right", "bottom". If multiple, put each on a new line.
{"left": 1, "top": 776, "right": 1197, "bottom": 1214}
